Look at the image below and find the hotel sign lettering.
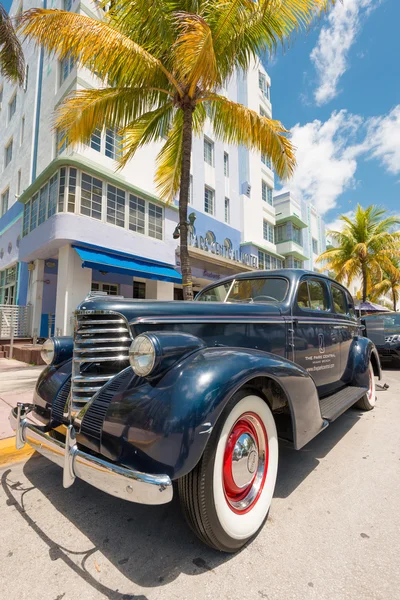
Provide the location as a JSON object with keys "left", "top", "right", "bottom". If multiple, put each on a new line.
{"left": 189, "top": 233, "right": 258, "bottom": 268}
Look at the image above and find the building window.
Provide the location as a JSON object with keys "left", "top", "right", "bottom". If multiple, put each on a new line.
{"left": 258, "top": 72, "right": 270, "bottom": 100}
{"left": 56, "top": 128, "right": 67, "bottom": 155}
{"left": 60, "top": 54, "right": 74, "bottom": 86}
{"left": 292, "top": 225, "right": 301, "bottom": 245}
{"left": 275, "top": 223, "right": 286, "bottom": 243}
{"left": 312, "top": 238, "right": 318, "bottom": 254}
{"left": 48, "top": 173, "right": 58, "bottom": 217}
{"left": 133, "top": 281, "right": 146, "bottom": 299}
{"left": 22, "top": 201, "right": 30, "bottom": 236}
{"left": 204, "top": 137, "right": 214, "bottom": 166}
{"left": 107, "top": 184, "right": 125, "bottom": 228}
{"left": 263, "top": 219, "right": 274, "bottom": 243}
{"left": 67, "top": 167, "right": 77, "bottom": 212}
{"left": 23, "top": 64, "right": 29, "bottom": 92}
{"left": 30, "top": 192, "right": 39, "bottom": 231}
{"left": 90, "top": 128, "right": 101, "bottom": 152}
{"left": 20, "top": 116, "right": 25, "bottom": 145}
{"left": 224, "top": 197, "right": 230, "bottom": 224}
{"left": 58, "top": 167, "right": 66, "bottom": 212}
{"left": 258, "top": 250, "right": 264, "bottom": 269}
{"left": 148, "top": 202, "right": 163, "bottom": 240}
{"left": 293, "top": 259, "right": 303, "bottom": 269}
{"left": 174, "top": 287, "right": 184, "bottom": 300}
{"left": 17, "top": 170, "right": 21, "bottom": 195}
{"left": 105, "top": 127, "right": 122, "bottom": 160}
{"left": 80, "top": 173, "right": 102, "bottom": 219}
{"left": 0, "top": 265, "right": 18, "bottom": 305}
{"left": 64, "top": 0, "right": 73, "bottom": 10}
{"left": 224, "top": 152, "right": 229, "bottom": 177}
{"left": 128, "top": 194, "right": 146, "bottom": 235}
{"left": 91, "top": 281, "right": 119, "bottom": 296}
{"left": 8, "top": 93, "right": 16, "bottom": 122}
{"left": 38, "top": 182, "right": 49, "bottom": 225}
{"left": 1, "top": 188, "right": 9, "bottom": 217}
{"left": 4, "top": 139, "right": 13, "bottom": 168}
{"left": 261, "top": 152, "right": 272, "bottom": 169}
{"left": 204, "top": 186, "right": 214, "bottom": 215}
{"left": 189, "top": 174, "right": 193, "bottom": 204}
{"left": 257, "top": 251, "right": 279, "bottom": 270}
{"left": 262, "top": 180, "right": 273, "bottom": 205}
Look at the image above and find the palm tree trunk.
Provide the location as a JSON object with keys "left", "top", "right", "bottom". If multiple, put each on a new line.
{"left": 178, "top": 103, "right": 194, "bottom": 301}
{"left": 393, "top": 288, "right": 397, "bottom": 312}
{"left": 362, "top": 262, "right": 368, "bottom": 302}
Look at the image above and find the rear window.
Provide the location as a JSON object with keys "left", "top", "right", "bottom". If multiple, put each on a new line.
{"left": 331, "top": 285, "right": 347, "bottom": 314}
{"left": 196, "top": 277, "right": 288, "bottom": 303}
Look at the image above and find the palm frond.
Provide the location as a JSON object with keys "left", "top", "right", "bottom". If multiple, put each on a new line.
{"left": 0, "top": 3, "right": 25, "bottom": 84}
{"left": 206, "top": 93, "right": 295, "bottom": 179}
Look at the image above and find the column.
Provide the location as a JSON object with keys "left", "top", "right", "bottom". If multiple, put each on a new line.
{"left": 146, "top": 280, "right": 174, "bottom": 300}
{"left": 27, "top": 259, "right": 45, "bottom": 338}
{"left": 55, "top": 244, "right": 92, "bottom": 336}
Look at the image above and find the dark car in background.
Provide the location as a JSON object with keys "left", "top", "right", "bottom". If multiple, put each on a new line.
{"left": 10, "top": 270, "right": 381, "bottom": 552}
{"left": 362, "top": 312, "right": 400, "bottom": 366}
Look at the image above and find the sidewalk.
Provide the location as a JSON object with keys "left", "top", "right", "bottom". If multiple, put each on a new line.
{"left": 0, "top": 358, "right": 44, "bottom": 465}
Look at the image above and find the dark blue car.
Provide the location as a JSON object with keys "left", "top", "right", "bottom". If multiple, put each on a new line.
{"left": 10, "top": 269, "right": 381, "bottom": 552}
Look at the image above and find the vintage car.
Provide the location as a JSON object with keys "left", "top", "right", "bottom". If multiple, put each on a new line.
{"left": 10, "top": 269, "right": 381, "bottom": 552}
{"left": 362, "top": 311, "right": 400, "bottom": 366}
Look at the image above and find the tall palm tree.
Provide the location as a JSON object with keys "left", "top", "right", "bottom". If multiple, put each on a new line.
{"left": 317, "top": 205, "right": 400, "bottom": 302}
{"left": 19, "top": 0, "right": 335, "bottom": 299}
{"left": 370, "top": 258, "right": 400, "bottom": 311}
{"left": 0, "top": 2, "right": 25, "bottom": 84}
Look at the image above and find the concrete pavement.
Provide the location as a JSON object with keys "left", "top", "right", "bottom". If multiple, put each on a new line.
{"left": 0, "top": 364, "right": 399, "bottom": 599}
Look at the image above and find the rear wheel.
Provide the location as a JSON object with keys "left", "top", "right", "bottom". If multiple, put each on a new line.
{"left": 178, "top": 390, "right": 278, "bottom": 552}
{"left": 355, "top": 361, "right": 376, "bottom": 410}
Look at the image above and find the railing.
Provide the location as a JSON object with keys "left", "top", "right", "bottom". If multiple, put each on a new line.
{"left": 0, "top": 305, "right": 32, "bottom": 339}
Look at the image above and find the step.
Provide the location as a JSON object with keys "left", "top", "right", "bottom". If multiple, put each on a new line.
{"left": 320, "top": 386, "right": 367, "bottom": 422}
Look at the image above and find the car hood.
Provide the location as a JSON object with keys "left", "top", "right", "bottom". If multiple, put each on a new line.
{"left": 76, "top": 297, "right": 283, "bottom": 325}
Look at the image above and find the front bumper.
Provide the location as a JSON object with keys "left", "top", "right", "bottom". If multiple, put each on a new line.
{"left": 9, "top": 404, "right": 173, "bottom": 505}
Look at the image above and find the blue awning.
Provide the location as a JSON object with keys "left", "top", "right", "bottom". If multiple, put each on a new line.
{"left": 72, "top": 245, "right": 182, "bottom": 284}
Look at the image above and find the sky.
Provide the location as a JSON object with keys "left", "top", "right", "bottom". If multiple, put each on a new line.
{"left": 3, "top": 0, "right": 399, "bottom": 231}
{"left": 264, "top": 0, "right": 400, "bottom": 230}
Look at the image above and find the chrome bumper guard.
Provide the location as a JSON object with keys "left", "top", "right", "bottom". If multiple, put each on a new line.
{"left": 9, "top": 403, "right": 173, "bottom": 505}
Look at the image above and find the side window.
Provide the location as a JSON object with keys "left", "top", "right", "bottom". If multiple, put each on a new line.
{"left": 332, "top": 285, "right": 347, "bottom": 314}
{"left": 346, "top": 292, "right": 355, "bottom": 317}
{"left": 308, "top": 279, "right": 328, "bottom": 311}
{"left": 297, "top": 281, "right": 310, "bottom": 309}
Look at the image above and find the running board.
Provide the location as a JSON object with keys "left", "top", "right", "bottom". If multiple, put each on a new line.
{"left": 319, "top": 386, "right": 367, "bottom": 422}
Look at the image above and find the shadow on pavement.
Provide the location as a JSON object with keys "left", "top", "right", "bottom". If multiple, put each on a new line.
{"left": 1, "top": 406, "right": 366, "bottom": 596}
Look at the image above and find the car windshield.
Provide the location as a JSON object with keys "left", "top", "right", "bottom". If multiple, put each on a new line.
{"left": 196, "top": 278, "right": 288, "bottom": 303}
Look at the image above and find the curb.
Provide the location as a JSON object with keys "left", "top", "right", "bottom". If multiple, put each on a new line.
{"left": 0, "top": 436, "right": 36, "bottom": 467}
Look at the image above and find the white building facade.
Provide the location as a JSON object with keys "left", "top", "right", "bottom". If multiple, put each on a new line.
{"left": 0, "top": 0, "right": 325, "bottom": 338}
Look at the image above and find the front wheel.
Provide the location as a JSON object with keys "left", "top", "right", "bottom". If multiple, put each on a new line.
{"left": 355, "top": 361, "right": 376, "bottom": 411}
{"left": 178, "top": 390, "right": 278, "bottom": 552}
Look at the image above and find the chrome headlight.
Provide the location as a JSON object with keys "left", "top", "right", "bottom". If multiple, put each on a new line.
{"left": 129, "top": 335, "right": 157, "bottom": 377}
{"left": 41, "top": 338, "right": 55, "bottom": 364}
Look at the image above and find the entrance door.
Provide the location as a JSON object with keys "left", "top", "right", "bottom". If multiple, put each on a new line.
{"left": 293, "top": 277, "right": 341, "bottom": 396}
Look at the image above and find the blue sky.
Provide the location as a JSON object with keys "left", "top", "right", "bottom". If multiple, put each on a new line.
{"left": 4, "top": 0, "right": 399, "bottom": 230}
{"left": 265, "top": 0, "right": 400, "bottom": 229}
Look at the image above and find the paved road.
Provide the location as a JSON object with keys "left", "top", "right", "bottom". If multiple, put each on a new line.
{"left": 1, "top": 369, "right": 400, "bottom": 600}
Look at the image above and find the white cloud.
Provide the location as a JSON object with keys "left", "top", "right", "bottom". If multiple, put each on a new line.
{"left": 365, "top": 105, "right": 400, "bottom": 175}
{"left": 310, "top": 0, "right": 377, "bottom": 106}
{"left": 326, "top": 210, "right": 355, "bottom": 232}
{"left": 281, "top": 110, "right": 361, "bottom": 214}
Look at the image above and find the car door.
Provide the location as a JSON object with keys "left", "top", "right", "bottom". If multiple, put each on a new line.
{"left": 293, "top": 277, "right": 342, "bottom": 395}
{"left": 330, "top": 283, "right": 358, "bottom": 382}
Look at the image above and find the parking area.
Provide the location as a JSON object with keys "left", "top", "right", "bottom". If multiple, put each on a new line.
{"left": 1, "top": 366, "right": 400, "bottom": 600}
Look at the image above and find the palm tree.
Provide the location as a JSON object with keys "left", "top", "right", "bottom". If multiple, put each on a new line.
{"left": 0, "top": 2, "right": 25, "bottom": 84}
{"left": 370, "top": 258, "right": 400, "bottom": 311}
{"left": 317, "top": 205, "right": 400, "bottom": 302}
{"left": 19, "top": 0, "right": 335, "bottom": 299}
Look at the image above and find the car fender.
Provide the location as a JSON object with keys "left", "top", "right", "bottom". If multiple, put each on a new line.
{"left": 344, "top": 336, "right": 382, "bottom": 386}
{"left": 101, "top": 347, "right": 324, "bottom": 480}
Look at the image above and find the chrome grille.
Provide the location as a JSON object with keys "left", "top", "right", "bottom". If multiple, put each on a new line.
{"left": 71, "top": 311, "right": 132, "bottom": 411}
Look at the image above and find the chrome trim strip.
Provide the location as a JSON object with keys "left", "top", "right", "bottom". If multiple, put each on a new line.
{"left": 77, "top": 327, "right": 128, "bottom": 334}
{"left": 131, "top": 317, "right": 285, "bottom": 325}
{"left": 73, "top": 355, "right": 129, "bottom": 363}
{"left": 73, "top": 374, "right": 114, "bottom": 382}
{"left": 75, "top": 346, "right": 130, "bottom": 354}
{"left": 10, "top": 404, "right": 173, "bottom": 505}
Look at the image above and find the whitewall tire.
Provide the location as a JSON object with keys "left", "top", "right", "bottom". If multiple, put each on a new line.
{"left": 178, "top": 389, "right": 278, "bottom": 552}
{"left": 356, "top": 361, "right": 376, "bottom": 410}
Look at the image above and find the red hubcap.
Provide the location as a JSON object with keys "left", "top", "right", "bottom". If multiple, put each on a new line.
{"left": 222, "top": 412, "right": 268, "bottom": 514}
